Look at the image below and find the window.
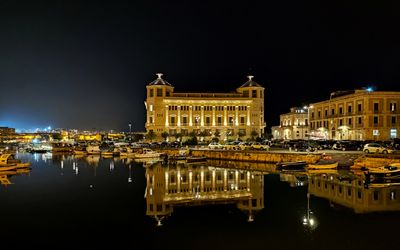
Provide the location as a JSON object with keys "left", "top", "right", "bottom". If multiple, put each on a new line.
{"left": 348, "top": 105, "right": 352, "bottom": 113}
{"left": 318, "top": 111, "right": 321, "bottom": 118}
{"left": 373, "top": 116, "right": 378, "bottom": 125}
{"left": 217, "top": 117, "right": 222, "bottom": 125}
{"left": 339, "top": 119, "right": 343, "bottom": 126}
{"left": 252, "top": 90, "right": 257, "bottom": 98}
{"left": 374, "top": 103, "right": 379, "bottom": 112}
{"left": 243, "top": 90, "right": 249, "bottom": 97}
{"left": 182, "top": 117, "right": 188, "bottom": 125}
{"left": 331, "top": 109, "right": 335, "bottom": 115}
{"left": 157, "top": 88, "right": 162, "bottom": 97}
{"left": 325, "top": 109, "right": 328, "bottom": 116}
{"left": 149, "top": 117, "right": 153, "bottom": 123}
{"left": 240, "top": 117, "right": 245, "bottom": 124}
{"left": 149, "top": 89, "right": 154, "bottom": 97}
{"left": 348, "top": 118, "right": 352, "bottom": 125}
{"left": 390, "top": 103, "right": 397, "bottom": 112}
{"left": 358, "top": 117, "right": 362, "bottom": 124}
{"left": 170, "top": 116, "right": 176, "bottom": 124}
{"left": 166, "top": 90, "right": 170, "bottom": 97}
{"left": 205, "top": 117, "right": 211, "bottom": 125}
{"left": 373, "top": 191, "right": 379, "bottom": 201}
{"left": 391, "top": 129, "right": 397, "bottom": 139}
{"left": 339, "top": 107, "right": 343, "bottom": 114}
{"left": 358, "top": 103, "right": 362, "bottom": 112}
{"left": 390, "top": 191, "right": 396, "bottom": 201}
{"left": 392, "top": 116, "right": 396, "bottom": 124}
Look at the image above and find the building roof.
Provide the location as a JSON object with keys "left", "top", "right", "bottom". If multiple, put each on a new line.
{"left": 239, "top": 75, "right": 262, "bottom": 88}
{"left": 148, "top": 73, "right": 172, "bottom": 86}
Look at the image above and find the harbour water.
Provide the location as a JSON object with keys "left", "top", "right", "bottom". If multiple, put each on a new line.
{"left": 1, "top": 153, "right": 399, "bottom": 249}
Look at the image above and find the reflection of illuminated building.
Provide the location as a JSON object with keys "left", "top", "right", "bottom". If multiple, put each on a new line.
{"left": 280, "top": 173, "right": 308, "bottom": 187}
{"left": 145, "top": 163, "right": 264, "bottom": 226}
{"left": 309, "top": 174, "right": 400, "bottom": 213}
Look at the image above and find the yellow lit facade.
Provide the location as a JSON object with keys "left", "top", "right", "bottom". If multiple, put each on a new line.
{"left": 145, "top": 73, "right": 266, "bottom": 141}
{"left": 309, "top": 90, "right": 400, "bottom": 140}
{"left": 271, "top": 107, "right": 309, "bottom": 140}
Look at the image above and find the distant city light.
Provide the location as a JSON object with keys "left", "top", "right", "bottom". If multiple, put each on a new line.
{"left": 366, "top": 87, "right": 374, "bottom": 92}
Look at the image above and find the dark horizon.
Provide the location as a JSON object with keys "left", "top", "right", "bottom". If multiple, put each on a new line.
{"left": 1, "top": 1, "right": 399, "bottom": 132}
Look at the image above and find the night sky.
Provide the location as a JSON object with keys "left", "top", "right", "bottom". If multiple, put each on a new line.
{"left": 1, "top": 1, "right": 399, "bottom": 132}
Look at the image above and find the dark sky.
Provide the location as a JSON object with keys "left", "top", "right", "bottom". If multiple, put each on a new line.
{"left": 1, "top": 0, "right": 399, "bottom": 132}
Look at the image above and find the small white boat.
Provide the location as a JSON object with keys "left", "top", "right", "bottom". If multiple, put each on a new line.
{"left": 133, "top": 148, "right": 162, "bottom": 158}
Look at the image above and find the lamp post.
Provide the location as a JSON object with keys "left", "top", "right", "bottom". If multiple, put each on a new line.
{"left": 128, "top": 123, "right": 132, "bottom": 133}
{"left": 303, "top": 105, "right": 313, "bottom": 142}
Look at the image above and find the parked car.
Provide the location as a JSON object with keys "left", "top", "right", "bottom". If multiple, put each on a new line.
{"left": 223, "top": 141, "right": 241, "bottom": 150}
{"left": 332, "top": 141, "right": 363, "bottom": 151}
{"left": 208, "top": 141, "right": 223, "bottom": 149}
{"left": 363, "top": 143, "right": 395, "bottom": 154}
{"left": 249, "top": 142, "right": 270, "bottom": 150}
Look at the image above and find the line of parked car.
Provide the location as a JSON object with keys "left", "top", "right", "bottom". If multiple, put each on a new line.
{"left": 208, "top": 141, "right": 270, "bottom": 150}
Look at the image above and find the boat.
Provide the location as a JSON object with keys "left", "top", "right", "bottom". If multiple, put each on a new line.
{"left": 307, "top": 162, "right": 338, "bottom": 170}
{"left": 133, "top": 148, "right": 163, "bottom": 158}
{"left": 276, "top": 161, "right": 307, "bottom": 171}
{"left": 0, "top": 154, "right": 31, "bottom": 169}
{"left": 0, "top": 165, "right": 17, "bottom": 171}
{"left": 86, "top": 145, "right": 101, "bottom": 154}
{"left": 73, "top": 146, "right": 87, "bottom": 155}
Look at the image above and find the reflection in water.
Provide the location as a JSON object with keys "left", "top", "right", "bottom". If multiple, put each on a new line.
{"left": 144, "top": 162, "right": 264, "bottom": 226}
{"left": 0, "top": 168, "right": 31, "bottom": 186}
{"left": 308, "top": 172, "right": 400, "bottom": 214}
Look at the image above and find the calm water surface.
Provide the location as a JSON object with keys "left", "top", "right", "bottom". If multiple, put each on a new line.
{"left": 1, "top": 153, "right": 399, "bottom": 249}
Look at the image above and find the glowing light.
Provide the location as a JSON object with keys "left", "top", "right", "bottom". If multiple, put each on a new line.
{"left": 366, "top": 87, "right": 373, "bottom": 92}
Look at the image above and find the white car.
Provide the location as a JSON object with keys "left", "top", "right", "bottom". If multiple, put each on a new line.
{"left": 208, "top": 142, "right": 223, "bottom": 149}
{"left": 363, "top": 143, "right": 394, "bottom": 154}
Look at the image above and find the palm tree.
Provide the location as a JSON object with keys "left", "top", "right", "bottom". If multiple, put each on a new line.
{"left": 146, "top": 130, "right": 156, "bottom": 142}
{"left": 161, "top": 131, "right": 169, "bottom": 141}
{"left": 250, "top": 130, "right": 258, "bottom": 140}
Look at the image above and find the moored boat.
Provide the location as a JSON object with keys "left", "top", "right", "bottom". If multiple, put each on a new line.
{"left": 307, "top": 162, "right": 338, "bottom": 170}
{"left": 133, "top": 148, "right": 163, "bottom": 158}
{"left": 0, "top": 154, "right": 31, "bottom": 169}
{"left": 276, "top": 161, "right": 307, "bottom": 171}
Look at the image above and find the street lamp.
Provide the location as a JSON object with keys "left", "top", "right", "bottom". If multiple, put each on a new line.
{"left": 128, "top": 123, "right": 132, "bottom": 133}
{"left": 303, "top": 105, "right": 313, "bottom": 141}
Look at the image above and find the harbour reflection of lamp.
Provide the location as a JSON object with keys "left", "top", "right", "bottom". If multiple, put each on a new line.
{"left": 128, "top": 164, "right": 132, "bottom": 183}
{"left": 302, "top": 192, "right": 318, "bottom": 230}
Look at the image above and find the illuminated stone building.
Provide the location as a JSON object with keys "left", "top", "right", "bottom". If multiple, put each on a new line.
{"left": 144, "top": 73, "right": 266, "bottom": 141}
{"left": 308, "top": 89, "right": 400, "bottom": 141}
{"left": 309, "top": 174, "right": 400, "bottom": 213}
{"left": 271, "top": 107, "right": 309, "bottom": 140}
{"left": 144, "top": 163, "right": 264, "bottom": 226}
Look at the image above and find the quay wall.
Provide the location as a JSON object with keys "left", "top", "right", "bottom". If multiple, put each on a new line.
{"left": 157, "top": 148, "right": 322, "bottom": 164}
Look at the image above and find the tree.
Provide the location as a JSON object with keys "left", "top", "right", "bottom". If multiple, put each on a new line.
{"left": 174, "top": 133, "right": 182, "bottom": 142}
{"left": 199, "top": 130, "right": 208, "bottom": 137}
{"left": 161, "top": 131, "right": 169, "bottom": 141}
{"left": 250, "top": 130, "right": 258, "bottom": 140}
{"left": 238, "top": 130, "right": 246, "bottom": 139}
{"left": 213, "top": 130, "right": 220, "bottom": 138}
{"left": 146, "top": 130, "right": 156, "bottom": 142}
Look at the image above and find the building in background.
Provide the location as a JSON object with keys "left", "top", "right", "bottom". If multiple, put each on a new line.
{"left": 309, "top": 89, "right": 400, "bottom": 141}
{"left": 271, "top": 107, "right": 309, "bottom": 140}
{"left": 145, "top": 73, "right": 266, "bottom": 141}
{"left": 0, "top": 127, "right": 16, "bottom": 135}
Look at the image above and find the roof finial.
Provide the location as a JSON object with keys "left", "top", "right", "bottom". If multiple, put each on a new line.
{"left": 156, "top": 73, "right": 163, "bottom": 79}
{"left": 247, "top": 75, "right": 254, "bottom": 81}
